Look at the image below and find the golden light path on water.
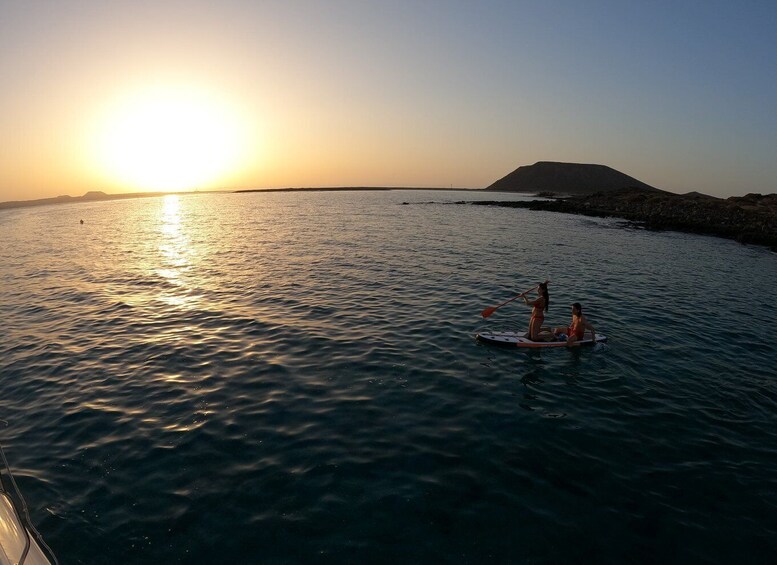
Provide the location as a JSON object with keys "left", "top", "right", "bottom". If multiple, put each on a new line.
{"left": 158, "top": 194, "right": 190, "bottom": 304}
{"left": 155, "top": 196, "right": 204, "bottom": 394}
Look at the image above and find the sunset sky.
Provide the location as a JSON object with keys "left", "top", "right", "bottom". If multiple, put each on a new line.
{"left": 1, "top": 0, "right": 776, "bottom": 200}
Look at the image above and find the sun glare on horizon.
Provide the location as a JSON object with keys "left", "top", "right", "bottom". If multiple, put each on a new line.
{"left": 91, "top": 85, "right": 251, "bottom": 192}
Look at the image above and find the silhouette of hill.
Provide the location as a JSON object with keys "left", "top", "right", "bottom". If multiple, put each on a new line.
{"left": 485, "top": 161, "right": 661, "bottom": 194}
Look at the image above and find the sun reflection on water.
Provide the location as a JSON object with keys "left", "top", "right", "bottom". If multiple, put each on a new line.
{"left": 161, "top": 194, "right": 182, "bottom": 237}
{"left": 157, "top": 195, "right": 196, "bottom": 307}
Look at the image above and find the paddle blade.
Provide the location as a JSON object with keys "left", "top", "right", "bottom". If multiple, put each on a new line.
{"left": 481, "top": 306, "right": 497, "bottom": 318}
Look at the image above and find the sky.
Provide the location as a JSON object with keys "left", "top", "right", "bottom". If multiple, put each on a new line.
{"left": 1, "top": 0, "right": 776, "bottom": 200}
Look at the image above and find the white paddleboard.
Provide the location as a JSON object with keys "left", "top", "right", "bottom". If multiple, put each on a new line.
{"left": 476, "top": 330, "right": 607, "bottom": 348}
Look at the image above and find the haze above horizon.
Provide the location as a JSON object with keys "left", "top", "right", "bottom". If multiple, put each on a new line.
{"left": 2, "top": 0, "right": 776, "bottom": 200}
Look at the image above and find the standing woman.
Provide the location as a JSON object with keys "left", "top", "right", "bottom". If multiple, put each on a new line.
{"left": 522, "top": 281, "right": 549, "bottom": 341}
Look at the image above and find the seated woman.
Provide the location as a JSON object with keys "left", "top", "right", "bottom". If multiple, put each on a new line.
{"left": 553, "top": 303, "right": 596, "bottom": 346}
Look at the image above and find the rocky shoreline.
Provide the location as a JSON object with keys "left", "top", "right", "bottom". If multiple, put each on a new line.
{"left": 464, "top": 188, "right": 777, "bottom": 252}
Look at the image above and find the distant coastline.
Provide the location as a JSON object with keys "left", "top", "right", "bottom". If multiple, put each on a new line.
{"left": 0, "top": 187, "right": 480, "bottom": 211}
{"left": 0, "top": 190, "right": 181, "bottom": 211}
{"left": 4, "top": 184, "right": 776, "bottom": 251}
{"left": 233, "top": 187, "right": 477, "bottom": 194}
{"left": 235, "top": 187, "right": 392, "bottom": 193}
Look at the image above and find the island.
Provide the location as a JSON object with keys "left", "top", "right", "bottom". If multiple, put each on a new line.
{"left": 486, "top": 161, "right": 660, "bottom": 195}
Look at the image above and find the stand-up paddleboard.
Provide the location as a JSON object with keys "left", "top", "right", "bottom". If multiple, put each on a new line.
{"left": 476, "top": 330, "right": 607, "bottom": 348}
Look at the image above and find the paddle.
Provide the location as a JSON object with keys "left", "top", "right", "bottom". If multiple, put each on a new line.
{"left": 481, "top": 280, "right": 549, "bottom": 319}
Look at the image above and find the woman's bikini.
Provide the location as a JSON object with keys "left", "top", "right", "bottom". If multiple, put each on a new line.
{"left": 567, "top": 315, "right": 585, "bottom": 339}
{"left": 530, "top": 298, "right": 545, "bottom": 322}
{"left": 530, "top": 299, "right": 546, "bottom": 338}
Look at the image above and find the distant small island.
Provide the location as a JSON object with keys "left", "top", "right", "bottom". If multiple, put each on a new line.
{"left": 464, "top": 161, "right": 777, "bottom": 252}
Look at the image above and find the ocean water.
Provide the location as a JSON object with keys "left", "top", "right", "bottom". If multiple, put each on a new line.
{"left": 1, "top": 190, "right": 776, "bottom": 564}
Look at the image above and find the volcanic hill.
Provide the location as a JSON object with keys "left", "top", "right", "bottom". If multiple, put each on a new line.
{"left": 485, "top": 161, "right": 660, "bottom": 195}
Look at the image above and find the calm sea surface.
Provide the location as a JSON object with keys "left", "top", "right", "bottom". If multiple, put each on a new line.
{"left": 1, "top": 190, "right": 776, "bottom": 563}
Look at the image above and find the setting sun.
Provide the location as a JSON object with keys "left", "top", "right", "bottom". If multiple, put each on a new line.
{"left": 91, "top": 85, "right": 250, "bottom": 192}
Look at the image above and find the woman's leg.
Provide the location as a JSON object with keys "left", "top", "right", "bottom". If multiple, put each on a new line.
{"left": 529, "top": 318, "right": 542, "bottom": 340}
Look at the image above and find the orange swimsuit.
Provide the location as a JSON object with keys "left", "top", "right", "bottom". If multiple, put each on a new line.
{"left": 530, "top": 299, "right": 545, "bottom": 322}
{"left": 567, "top": 316, "right": 585, "bottom": 339}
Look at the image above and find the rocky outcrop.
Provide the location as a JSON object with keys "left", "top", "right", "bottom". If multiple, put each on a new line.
{"left": 486, "top": 161, "right": 660, "bottom": 194}
{"left": 467, "top": 188, "right": 777, "bottom": 251}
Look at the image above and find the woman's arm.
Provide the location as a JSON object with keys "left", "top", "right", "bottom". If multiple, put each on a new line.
{"left": 522, "top": 295, "right": 540, "bottom": 307}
